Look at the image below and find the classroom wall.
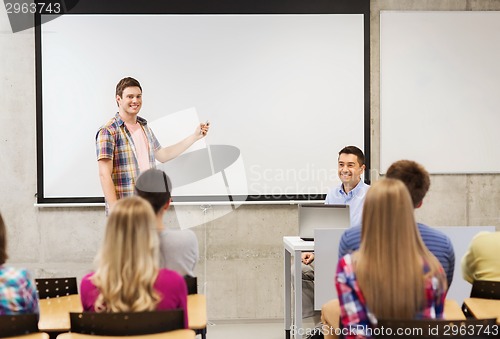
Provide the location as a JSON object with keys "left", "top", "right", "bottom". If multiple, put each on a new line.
{"left": 1, "top": 0, "right": 499, "bottom": 321}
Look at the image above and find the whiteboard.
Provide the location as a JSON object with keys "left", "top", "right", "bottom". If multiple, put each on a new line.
{"left": 380, "top": 11, "right": 500, "bottom": 174}
{"left": 35, "top": 1, "right": 370, "bottom": 203}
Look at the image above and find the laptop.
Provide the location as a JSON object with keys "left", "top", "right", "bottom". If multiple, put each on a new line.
{"left": 298, "top": 203, "right": 350, "bottom": 241}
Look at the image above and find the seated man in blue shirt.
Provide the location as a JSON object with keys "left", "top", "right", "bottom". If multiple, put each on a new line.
{"left": 301, "top": 146, "right": 369, "bottom": 324}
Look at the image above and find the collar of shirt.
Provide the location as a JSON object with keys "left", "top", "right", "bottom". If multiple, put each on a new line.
{"left": 114, "top": 112, "right": 148, "bottom": 126}
{"left": 337, "top": 180, "right": 365, "bottom": 199}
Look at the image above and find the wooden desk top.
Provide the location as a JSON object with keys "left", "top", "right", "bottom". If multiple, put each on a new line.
{"left": 187, "top": 294, "right": 207, "bottom": 330}
{"left": 4, "top": 333, "right": 49, "bottom": 339}
{"left": 463, "top": 297, "right": 500, "bottom": 324}
{"left": 443, "top": 299, "right": 466, "bottom": 320}
{"left": 56, "top": 330, "right": 196, "bottom": 339}
{"left": 38, "top": 295, "right": 83, "bottom": 332}
{"left": 39, "top": 294, "right": 206, "bottom": 332}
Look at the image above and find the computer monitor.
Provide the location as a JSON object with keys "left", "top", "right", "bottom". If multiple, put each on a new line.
{"left": 298, "top": 203, "right": 350, "bottom": 241}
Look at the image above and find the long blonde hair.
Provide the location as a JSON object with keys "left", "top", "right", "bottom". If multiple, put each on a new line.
{"left": 92, "top": 196, "right": 160, "bottom": 312}
{"left": 355, "top": 179, "right": 446, "bottom": 319}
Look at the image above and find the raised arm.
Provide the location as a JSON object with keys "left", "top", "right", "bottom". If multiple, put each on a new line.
{"left": 155, "top": 123, "right": 209, "bottom": 163}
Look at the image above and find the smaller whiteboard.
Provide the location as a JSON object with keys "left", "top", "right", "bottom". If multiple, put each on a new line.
{"left": 380, "top": 11, "right": 500, "bottom": 174}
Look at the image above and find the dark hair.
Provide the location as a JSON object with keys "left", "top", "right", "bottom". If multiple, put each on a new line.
{"left": 338, "top": 146, "right": 365, "bottom": 166}
{"left": 0, "top": 212, "right": 8, "bottom": 265}
{"left": 135, "top": 169, "right": 172, "bottom": 214}
{"left": 386, "top": 160, "right": 430, "bottom": 208}
{"left": 116, "top": 77, "right": 142, "bottom": 98}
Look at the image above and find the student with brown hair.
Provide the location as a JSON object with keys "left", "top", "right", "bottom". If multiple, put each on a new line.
{"left": 135, "top": 169, "right": 199, "bottom": 277}
{"left": 333, "top": 179, "right": 447, "bottom": 338}
{"left": 338, "top": 160, "right": 455, "bottom": 285}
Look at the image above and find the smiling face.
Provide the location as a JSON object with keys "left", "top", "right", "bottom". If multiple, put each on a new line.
{"left": 338, "top": 153, "right": 365, "bottom": 191}
{"left": 117, "top": 86, "right": 142, "bottom": 117}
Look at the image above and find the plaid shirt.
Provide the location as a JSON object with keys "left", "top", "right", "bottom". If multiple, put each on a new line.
{"left": 336, "top": 254, "right": 446, "bottom": 339}
{"left": 96, "top": 113, "right": 161, "bottom": 202}
{"left": 0, "top": 266, "right": 39, "bottom": 315}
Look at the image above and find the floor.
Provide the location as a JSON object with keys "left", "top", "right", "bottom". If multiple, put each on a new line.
{"left": 204, "top": 317, "right": 316, "bottom": 339}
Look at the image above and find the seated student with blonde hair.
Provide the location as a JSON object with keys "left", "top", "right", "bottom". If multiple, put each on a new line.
{"left": 332, "top": 179, "right": 447, "bottom": 339}
{"left": 80, "top": 197, "right": 188, "bottom": 327}
{"left": 0, "top": 212, "right": 39, "bottom": 315}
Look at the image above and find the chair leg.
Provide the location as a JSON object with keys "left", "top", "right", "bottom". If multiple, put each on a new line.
{"left": 196, "top": 327, "right": 207, "bottom": 339}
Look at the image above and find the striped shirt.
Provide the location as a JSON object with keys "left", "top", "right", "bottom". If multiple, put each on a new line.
{"left": 0, "top": 266, "right": 39, "bottom": 315}
{"left": 338, "top": 223, "right": 455, "bottom": 286}
{"left": 96, "top": 113, "right": 162, "bottom": 202}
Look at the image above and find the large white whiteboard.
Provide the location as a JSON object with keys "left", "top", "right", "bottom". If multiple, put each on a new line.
{"left": 37, "top": 13, "right": 367, "bottom": 203}
{"left": 380, "top": 11, "right": 500, "bottom": 174}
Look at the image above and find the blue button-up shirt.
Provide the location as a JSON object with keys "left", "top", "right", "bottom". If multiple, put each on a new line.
{"left": 325, "top": 181, "right": 370, "bottom": 227}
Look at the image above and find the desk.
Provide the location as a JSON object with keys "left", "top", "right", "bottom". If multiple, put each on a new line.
{"left": 38, "top": 295, "right": 83, "bottom": 332}
{"left": 443, "top": 299, "right": 466, "bottom": 320}
{"left": 463, "top": 298, "right": 500, "bottom": 324}
{"left": 56, "top": 330, "right": 196, "bottom": 339}
{"left": 4, "top": 334, "right": 49, "bottom": 339}
{"left": 39, "top": 294, "right": 204, "bottom": 333}
{"left": 284, "top": 236, "right": 314, "bottom": 339}
{"left": 187, "top": 294, "right": 207, "bottom": 331}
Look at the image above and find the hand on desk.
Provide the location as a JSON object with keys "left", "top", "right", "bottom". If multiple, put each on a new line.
{"left": 302, "top": 252, "right": 315, "bottom": 265}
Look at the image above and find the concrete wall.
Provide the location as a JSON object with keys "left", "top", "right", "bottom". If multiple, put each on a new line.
{"left": 1, "top": 0, "right": 499, "bottom": 321}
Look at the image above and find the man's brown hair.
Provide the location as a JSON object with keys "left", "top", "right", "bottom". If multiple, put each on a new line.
{"left": 338, "top": 146, "right": 365, "bottom": 166}
{"left": 386, "top": 160, "right": 430, "bottom": 208}
{"left": 115, "top": 77, "right": 142, "bottom": 98}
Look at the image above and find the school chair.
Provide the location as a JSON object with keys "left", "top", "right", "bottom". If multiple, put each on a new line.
{"left": 69, "top": 310, "right": 184, "bottom": 336}
{"left": 35, "top": 278, "right": 78, "bottom": 299}
{"left": 463, "top": 280, "right": 500, "bottom": 317}
{"left": 55, "top": 330, "right": 195, "bottom": 339}
{"left": 0, "top": 313, "right": 41, "bottom": 338}
{"left": 470, "top": 280, "right": 500, "bottom": 300}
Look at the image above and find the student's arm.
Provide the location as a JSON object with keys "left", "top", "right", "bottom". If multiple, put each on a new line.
{"left": 446, "top": 238, "right": 455, "bottom": 287}
{"left": 155, "top": 123, "right": 209, "bottom": 163}
{"left": 461, "top": 246, "right": 476, "bottom": 284}
{"left": 98, "top": 159, "right": 117, "bottom": 209}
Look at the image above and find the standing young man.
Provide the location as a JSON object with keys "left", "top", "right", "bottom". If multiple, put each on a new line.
{"left": 96, "top": 77, "right": 209, "bottom": 212}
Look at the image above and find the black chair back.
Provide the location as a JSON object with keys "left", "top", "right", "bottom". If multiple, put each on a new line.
{"left": 184, "top": 275, "right": 198, "bottom": 295}
{"left": 35, "top": 277, "right": 78, "bottom": 299}
{"left": 69, "top": 310, "right": 184, "bottom": 335}
{"left": 0, "top": 314, "right": 39, "bottom": 338}
{"left": 470, "top": 280, "right": 500, "bottom": 299}
{"left": 376, "top": 318, "right": 498, "bottom": 338}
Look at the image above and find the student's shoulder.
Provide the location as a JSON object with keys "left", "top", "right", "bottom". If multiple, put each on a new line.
{"left": 97, "top": 114, "right": 123, "bottom": 134}
{"left": 158, "top": 268, "right": 185, "bottom": 283}
{"left": 417, "top": 223, "right": 453, "bottom": 246}
{"left": 0, "top": 265, "right": 31, "bottom": 279}
{"left": 161, "top": 229, "right": 198, "bottom": 244}
{"left": 342, "top": 225, "right": 362, "bottom": 238}
{"left": 471, "top": 230, "right": 497, "bottom": 242}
